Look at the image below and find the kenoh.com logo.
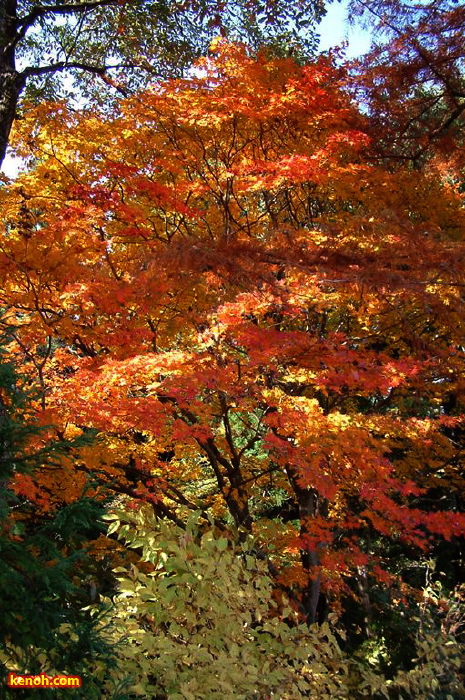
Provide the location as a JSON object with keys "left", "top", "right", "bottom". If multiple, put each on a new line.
{"left": 7, "top": 672, "right": 82, "bottom": 689}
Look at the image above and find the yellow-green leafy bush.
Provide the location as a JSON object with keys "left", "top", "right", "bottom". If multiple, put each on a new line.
{"left": 101, "top": 507, "right": 465, "bottom": 699}
{"left": 103, "top": 507, "right": 352, "bottom": 699}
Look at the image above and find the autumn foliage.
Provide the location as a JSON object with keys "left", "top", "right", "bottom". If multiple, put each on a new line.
{"left": 1, "top": 40, "right": 465, "bottom": 641}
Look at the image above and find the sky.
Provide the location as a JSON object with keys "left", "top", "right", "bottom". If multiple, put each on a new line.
{"left": 1, "top": 1, "right": 371, "bottom": 179}
{"left": 318, "top": 0, "right": 372, "bottom": 56}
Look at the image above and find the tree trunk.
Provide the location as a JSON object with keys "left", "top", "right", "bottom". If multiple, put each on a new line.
{"left": 0, "top": 0, "right": 25, "bottom": 169}
{"left": 297, "top": 486, "right": 324, "bottom": 625}
{"left": 285, "top": 462, "right": 327, "bottom": 625}
{"left": 0, "top": 69, "right": 25, "bottom": 167}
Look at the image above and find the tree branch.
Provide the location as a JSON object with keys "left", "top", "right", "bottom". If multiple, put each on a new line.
{"left": 4, "top": 0, "right": 118, "bottom": 58}
{"left": 23, "top": 61, "right": 105, "bottom": 78}
{"left": 19, "top": 0, "right": 117, "bottom": 29}
{"left": 21, "top": 61, "right": 131, "bottom": 95}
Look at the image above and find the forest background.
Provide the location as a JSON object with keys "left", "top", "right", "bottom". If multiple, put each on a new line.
{"left": 0, "top": 0, "right": 464, "bottom": 697}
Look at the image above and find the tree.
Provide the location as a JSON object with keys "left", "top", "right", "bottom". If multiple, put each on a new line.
{"left": 1, "top": 41, "right": 465, "bottom": 629}
{"left": 348, "top": 0, "right": 465, "bottom": 168}
{"left": 0, "top": 0, "right": 325, "bottom": 169}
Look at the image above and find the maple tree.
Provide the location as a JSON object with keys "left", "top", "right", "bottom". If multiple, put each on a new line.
{"left": 1, "top": 40, "right": 465, "bottom": 643}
